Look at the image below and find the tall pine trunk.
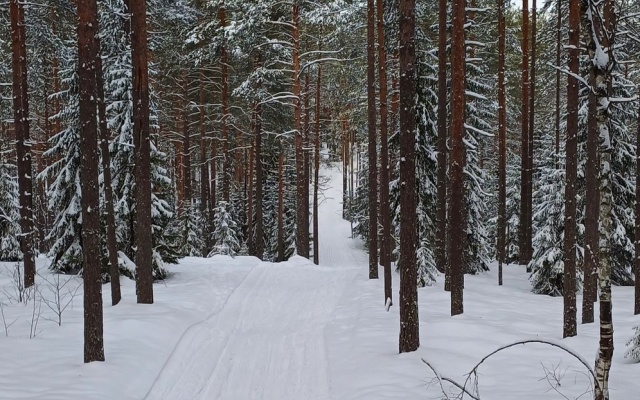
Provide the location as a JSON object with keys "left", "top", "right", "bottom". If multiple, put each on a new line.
{"left": 10, "top": 0, "right": 36, "bottom": 289}
{"left": 199, "top": 72, "right": 211, "bottom": 255}
{"left": 376, "top": 0, "right": 391, "bottom": 303}
{"left": 131, "top": 0, "right": 154, "bottom": 303}
{"left": 449, "top": 0, "right": 466, "bottom": 316}
{"left": 77, "top": 0, "right": 105, "bottom": 362}
{"left": 313, "top": 67, "right": 321, "bottom": 266}
{"left": 219, "top": 6, "right": 230, "bottom": 203}
{"left": 563, "top": 0, "right": 580, "bottom": 339}
{"left": 437, "top": 0, "right": 448, "bottom": 281}
{"left": 95, "top": 30, "right": 121, "bottom": 306}
{"left": 366, "top": 0, "right": 378, "bottom": 278}
{"left": 555, "top": 0, "right": 562, "bottom": 169}
{"left": 182, "top": 76, "right": 192, "bottom": 206}
{"left": 520, "top": 0, "right": 531, "bottom": 267}
{"left": 497, "top": 0, "right": 506, "bottom": 286}
{"left": 293, "top": 3, "right": 309, "bottom": 259}
{"left": 398, "top": 0, "right": 419, "bottom": 353}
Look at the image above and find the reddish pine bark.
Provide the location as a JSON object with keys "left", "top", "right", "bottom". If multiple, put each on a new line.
{"left": 219, "top": 6, "right": 230, "bottom": 202}
{"left": 131, "top": 0, "right": 154, "bottom": 304}
{"left": 199, "top": 72, "right": 211, "bottom": 255}
{"left": 497, "top": 0, "right": 506, "bottom": 286}
{"left": 520, "top": 0, "right": 531, "bottom": 267}
{"left": 437, "top": 0, "right": 448, "bottom": 279}
{"left": 366, "top": 0, "right": 378, "bottom": 278}
{"left": 376, "top": 0, "right": 391, "bottom": 304}
{"left": 182, "top": 76, "right": 192, "bottom": 205}
{"left": 313, "top": 67, "right": 321, "bottom": 266}
{"left": 10, "top": 0, "right": 36, "bottom": 288}
{"left": 449, "top": 0, "right": 466, "bottom": 316}
{"left": 398, "top": 0, "right": 419, "bottom": 353}
{"left": 95, "top": 31, "right": 121, "bottom": 306}
{"left": 76, "top": 0, "right": 105, "bottom": 362}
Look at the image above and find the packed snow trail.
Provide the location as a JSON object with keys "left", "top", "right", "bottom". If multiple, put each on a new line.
{"left": 145, "top": 164, "right": 363, "bottom": 400}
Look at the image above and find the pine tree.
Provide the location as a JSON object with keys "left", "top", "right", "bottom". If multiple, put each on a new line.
{"left": 626, "top": 325, "right": 640, "bottom": 361}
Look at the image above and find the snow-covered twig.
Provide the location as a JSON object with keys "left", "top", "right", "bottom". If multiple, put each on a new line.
{"left": 422, "top": 359, "right": 480, "bottom": 400}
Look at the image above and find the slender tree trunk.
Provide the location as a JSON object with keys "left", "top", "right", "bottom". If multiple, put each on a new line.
{"left": 584, "top": 70, "right": 599, "bottom": 324}
{"left": 182, "top": 76, "right": 192, "bottom": 206}
{"left": 376, "top": 0, "right": 391, "bottom": 303}
{"left": 95, "top": 30, "right": 121, "bottom": 306}
{"left": 277, "top": 151, "right": 285, "bottom": 262}
{"left": 131, "top": 0, "right": 153, "bottom": 303}
{"left": 528, "top": 1, "right": 537, "bottom": 252}
{"left": 292, "top": 3, "right": 309, "bottom": 259}
{"left": 555, "top": 0, "right": 561, "bottom": 169}
{"left": 367, "top": 0, "right": 378, "bottom": 279}
{"left": 313, "top": 67, "right": 321, "bottom": 266}
{"left": 637, "top": 96, "right": 640, "bottom": 315}
{"left": 589, "top": 1, "right": 615, "bottom": 397}
{"left": 437, "top": 0, "right": 448, "bottom": 279}
{"left": 497, "top": 0, "right": 506, "bottom": 287}
{"left": 449, "top": 0, "right": 466, "bottom": 316}
{"left": 520, "top": 0, "right": 531, "bottom": 267}
{"left": 342, "top": 120, "right": 348, "bottom": 220}
{"left": 219, "top": 6, "right": 230, "bottom": 202}
{"left": 77, "top": 0, "right": 105, "bottom": 362}
{"left": 303, "top": 73, "right": 311, "bottom": 251}
{"left": 199, "top": 72, "right": 211, "bottom": 255}
{"left": 10, "top": 0, "right": 36, "bottom": 289}
{"left": 398, "top": 0, "right": 419, "bottom": 353}
{"left": 563, "top": 0, "right": 579, "bottom": 338}
{"left": 247, "top": 135, "right": 255, "bottom": 256}
{"left": 254, "top": 54, "right": 264, "bottom": 260}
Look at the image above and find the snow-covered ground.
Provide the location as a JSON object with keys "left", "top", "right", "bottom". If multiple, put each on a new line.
{"left": 0, "top": 165, "right": 638, "bottom": 399}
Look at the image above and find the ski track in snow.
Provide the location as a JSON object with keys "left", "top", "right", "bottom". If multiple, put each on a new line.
{"left": 145, "top": 164, "right": 360, "bottom": 400}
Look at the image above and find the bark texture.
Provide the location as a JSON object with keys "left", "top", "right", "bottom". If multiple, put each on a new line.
{"left": 398, "top": 0, "right": 419, "bottom": 353}
{"left": 449, "top": 0, "right": 466, "bottom": 316}
{"left": 10, "top": 0, "right": 36, "bottom": 289}
{"left": 367, "top": 0, "right": 378, "bottom": 278}
{"left": 131, "top": 0, "right": 154, "bottom": 303}
{"left": 77, "top": 0, "right": 105, "bottom": 362}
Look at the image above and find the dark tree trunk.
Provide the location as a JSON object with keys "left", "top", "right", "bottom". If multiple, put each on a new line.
{"left": 449, "top": 0, "right": 466, "bottom": 316}
{"left": 76, "top": 0, "right": 105, "bottom": 362}
{"left": 528, "top": 0, "right": 537, "bottom": 247}
{"left": 313, "top": 67, "right": 321, "bottom": 266}
{"left": 219, "top": 6, "right": 230, "bottom": 203}
{"left": 10, "top": 0, "right": 36, "bottom": 289}
{"left": 563, "top": 0, "right": 580, "bottom": 338}
{"left": 95, "top": 30, "right": 121, "bottom": 306}
{"left": 253, "top": 53, "right": 264, "bottom": 260}
{"left": 247, "top": 135, "right": 255, "bottom": 256}
{"left": 303, "top": 73, "right": 311, "bottom": 249}
{"left": 398, "top": 0, "right": 419, "bottom": 353}
{"left": 555, "top": 0, "right": 561, "bottom": 169}
{"left": 293, "top": 3, "right": 309, "bottom": 259}
{"left": 199, "top": 72, "right": 211, "bottom": 255}
{"left": 497, "top": 0, "right": 506, "bottom": 286}
{"left": 437, "top": 0, "right": 448, "bottom": 279}
{"left": 182, "top": 76, "right": 192, "bottom": 206}
{"left": 583, "top": 71, "right": 599, "bottom": 324}
{"left": 376, "top": 0, "right": 391, "bottom": 304}
{"left": 131, "top": 0, "right": 153, "bottom": 304}
{"left": 367, "top": 0, "right": 378, "bottom": 279}
{"left": 277, "top": 151, "right": 285, "bottom": 262}
{"left": 637, "top": 95, "right": 640, "bottom": 315}
{"left": 520, "top": 0, "right": 531, "bottom": 268}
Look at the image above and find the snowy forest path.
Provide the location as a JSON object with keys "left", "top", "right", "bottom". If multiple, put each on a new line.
{"left": 144, "top": 164, "right": 364, "bottom": 400}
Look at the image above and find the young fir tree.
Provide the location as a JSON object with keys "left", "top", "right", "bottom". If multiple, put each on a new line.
{"left": 0, "top": 161, "right": 22, "bottom": 261}
{"left": 211, "top": 201, "right": 240, "bottom": 257}
{"left": 178, "top": 202, "right": 203, "bottom": 257}
{"left": 43, "top": 41, "right": 83, "bottom": 273}
{"left": 626, "top": 325, "right": 640, "bottom": 362}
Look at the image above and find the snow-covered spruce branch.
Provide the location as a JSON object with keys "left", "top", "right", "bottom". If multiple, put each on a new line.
{"left": 423, "top": 339, "right": 599, "bottom": 400}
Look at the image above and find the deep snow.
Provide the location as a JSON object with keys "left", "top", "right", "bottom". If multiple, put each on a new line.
{"left": 0, "top": 165, "right": 638, "bottom": 399}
